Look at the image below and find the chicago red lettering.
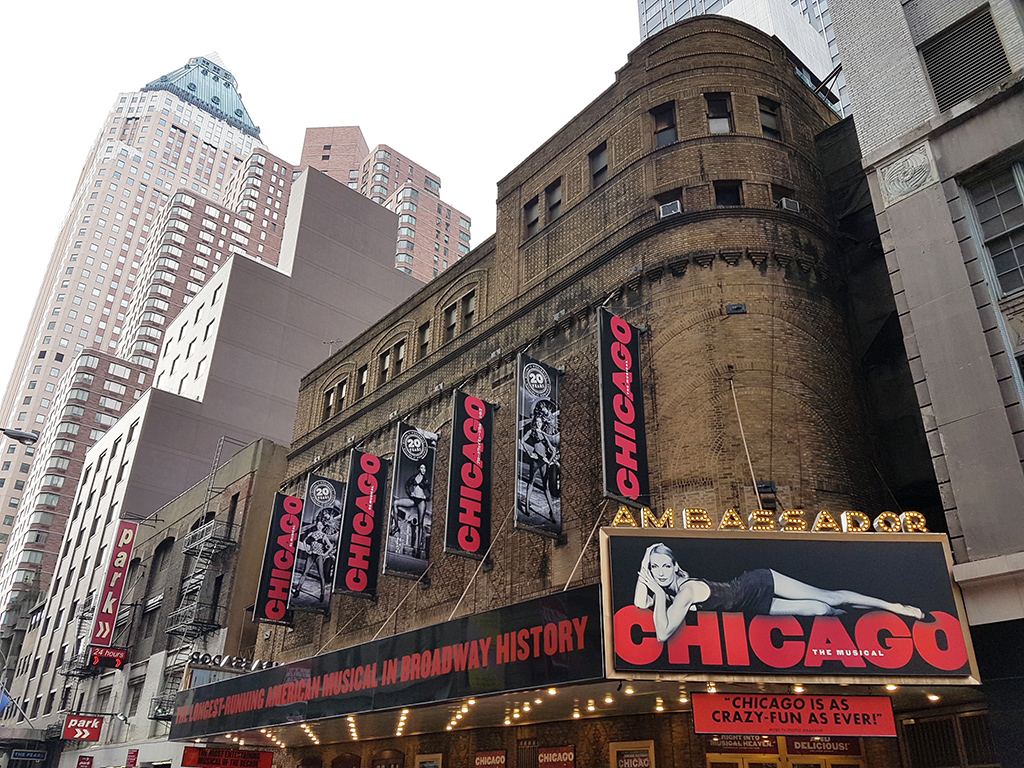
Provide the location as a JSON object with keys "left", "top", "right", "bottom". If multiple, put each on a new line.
{"left": 258, "top": 494, "right": 302, "bottom": 622}
{"left": 599, "top": 309, "right": 649, "bottom": 503}
{"left": 612, "top": 606, "right": 969, "bottom": 673}
{"left": 457, "top": 395, "right": 488, "bottom": 552}
{"left": 347, "top": 453, "right": 380, "bottom": 592}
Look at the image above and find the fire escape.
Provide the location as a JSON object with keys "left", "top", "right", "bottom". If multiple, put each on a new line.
{"left": 150, "top": 437, "right": 239, "bottom": 720}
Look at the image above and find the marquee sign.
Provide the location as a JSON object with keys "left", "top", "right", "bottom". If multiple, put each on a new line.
{"left": 169, "top": 585, "right": 601, "bottom": 740}
{"left": 610, "top": 506, "right": 930, "bottom": 534}
{"left": 601, "top": 529, "right": 978, "bottom": 684}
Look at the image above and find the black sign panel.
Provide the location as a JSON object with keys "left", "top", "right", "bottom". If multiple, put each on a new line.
{"left": 445, "top": 391, "right": 496, "bottom": 560}
{"left": 598, "top": 308, "right": 650, "bottom": 505}
{"left": 88, "top": 646, "right": 128, "bottom": 669}
{"left": 335, "top": 450, "right": 390, "bottom": 600}
{"left": 253, "top": 493, "right": 302, "bottom": 624}
{"left": 514, "top": 354, "right": 562, "bottom": 538}
{"left": 602, "top": 529, "right": 978, "bottom": 683}
{"left": 169, "top": 585, "right": 602, "bottom": 740}
{"left": 383, "top": 422, "right": 438, "bottom": 579}
{"left": 289, "top": 474, "right": 346, "bottom": 611}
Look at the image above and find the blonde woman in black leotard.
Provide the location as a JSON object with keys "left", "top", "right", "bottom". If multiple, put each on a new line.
{"left": 633, "top": 543, "right": 924, "bottom": 643}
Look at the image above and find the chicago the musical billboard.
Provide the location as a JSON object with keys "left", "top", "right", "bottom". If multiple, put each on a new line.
{"left": 601, "top": 528, "right": 978, "bottom": 684}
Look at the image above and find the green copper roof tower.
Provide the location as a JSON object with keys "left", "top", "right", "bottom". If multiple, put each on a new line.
{"left": 143, "top": 53, "right": 260, "bottom": 138}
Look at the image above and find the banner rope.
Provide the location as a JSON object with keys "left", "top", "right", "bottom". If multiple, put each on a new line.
{"left": 372, "top": 564, "right": 433, "bottom": 642}
{"left": 730, "top": 378, "right": 763, "bottom": 510}
{"left": 563, "top": 499, "right": 610, "bottom": 591}
{"left": 448, "top": 501, "right": 516, "bottom": 621}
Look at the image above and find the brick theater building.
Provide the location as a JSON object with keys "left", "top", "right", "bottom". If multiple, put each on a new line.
{"left": 166, "top": 17, "right": 993, "bottom": 768}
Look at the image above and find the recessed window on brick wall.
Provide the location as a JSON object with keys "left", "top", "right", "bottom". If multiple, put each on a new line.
{"left": 590, "top": 142, "right": 608, "bottom": 188}
{"left": 546, "top": 179, "right": 562, "bottom": 223}
{"left": 705, "top": 93, "right": 734, "bottom": 134}
{"left": 714, "top": 180, "right": 743, "bottom": 207}
{"left": 524, "top": 196, "right": 540, "bottom": 238}
{"left": 651, "top": 102, "right": 677, "bottom": 148}
{"left": 920, "top": 7, "right": 1011, "bottom": 113}
{"left": 759, "top": 97, "right": 782, "bottom": 140}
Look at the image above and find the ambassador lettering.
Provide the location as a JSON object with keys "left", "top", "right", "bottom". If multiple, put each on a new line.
{"left": 613, "top": 607, "right": 968, "bottom": 671}
{"left": 264, "top": 495, "right": 302, "bottom": 621}
{"left": 608, "top": 315, "right": 642, "bottom": 499}
{"left": 347, "top": 453, "right": 382, "bottom": 592}
{"left": 457, "top": 395, "right": 488, "bottom": 552}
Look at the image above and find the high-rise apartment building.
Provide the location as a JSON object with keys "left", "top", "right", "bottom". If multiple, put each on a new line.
{"left": 301, "top": 127, "right": 472, "bottom": 283}
{"left": 0, "top": 54, "right": 264, "bottom": 566}
{"left": 638, "top": 0, "right": 849, "bottom": 113}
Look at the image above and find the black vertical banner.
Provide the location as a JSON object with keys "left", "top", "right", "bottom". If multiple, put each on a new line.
{"left": 335, "top": 449, "right": 390, "bottom": 600}
{"left": 383, "top": 421, "right": 438, "bottom": 579}
{"left": 598, "top": 308, "right": 650, "bottom": 505}
{"left": 253, "top": 492, "right": 302, "bottom": 624}
{"left": 444, "top": 391, "right": 496, "bottom": 559}
{"left": 288, "top": 474, "right": 346, "bottom": 611}
{"left": 514, "top": 353, "right": 562, "bottom": 538}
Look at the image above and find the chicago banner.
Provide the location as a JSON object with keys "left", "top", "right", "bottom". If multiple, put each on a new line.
{"left": 602, "top": 529, "right": 978, "bottom": 683}
{"left": 514, "top": 353, "right": 561, "bottom": 538}
{"left": 253, "top": 493, "right": 302, "bottom": 623}
{"left": 335, "top": 449, "right": 390, "bottom": 599}
{"left": 598, "top": 308, "right": 650, "bottom": 506}
{"left": 444, "top": 391, "right": 496, "bottom": 560}
{"left": 384, "top": 421, "right": 438, "bottom": 579}
{"left": 289, "top": 474, "right": 346, "bottom": 611}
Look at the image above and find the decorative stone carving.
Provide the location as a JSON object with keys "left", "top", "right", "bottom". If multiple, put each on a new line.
{"left": 878, "top": 142, "right": 938, "bottom": 207}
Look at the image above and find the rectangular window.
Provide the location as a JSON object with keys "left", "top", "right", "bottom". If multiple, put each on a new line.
{"left": 968, "top": 166, "right": 1024, "bottom": 295}
{"left": 524, "top": 197, "right": 540, "bottom": 238}
{"left": 546, "top": 179, "right": 562, "bottom": 223}
{"left": 651, "top": 102, "right": 677, "bottom": 148}
{"left": 462, "top": 292, "right": 476, "bottom": 331}
{"left": 444, "top": 303, "right": 458, "bottom": 342}
{"left": 323, "top": 388, "right": 335, "bottom": 421}
{"left": 357, "top": 366, "right": 368, "bottom": 399}
{"left": 590, "top": 142, "right": 608, "bottom": 188}
{"left": 714, "top": 180, "right": 743, "bottom": 207}
{"left": 379, "top": 349, "right": 391, "bottom": 384}
{"left": 759, "top": 98, "right": 781, "bottom": 140}
{"left": 418, "top": 322, "right": 430, "bottom": 361}
{"left": 394, "top": 341, "right": 405, "bottom": 376}
{"left": 706, "top": 93, "right": 733, "bottom": 134}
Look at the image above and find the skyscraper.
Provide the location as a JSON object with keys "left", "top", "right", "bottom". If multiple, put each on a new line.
{"left": 637, "top": 0, "right": 848, "bottom": 113}
{"left": 301, "top": 127, "right": 472, "bottom": 283}
{"left": 0, "top": 54, "right": 264, "bottom": 567}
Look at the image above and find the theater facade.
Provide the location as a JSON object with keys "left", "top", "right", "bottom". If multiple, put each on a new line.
{"left": 169, "top": 16, "right": 995, "bottom": 768}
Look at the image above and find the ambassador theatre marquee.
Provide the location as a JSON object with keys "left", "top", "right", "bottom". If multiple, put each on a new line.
{"left": 169, "top": 523, "right": 980, "bottom": 760}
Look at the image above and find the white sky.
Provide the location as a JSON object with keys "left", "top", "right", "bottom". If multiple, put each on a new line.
{"left": 0, "top": 0, "right": 640, "bottom": 400}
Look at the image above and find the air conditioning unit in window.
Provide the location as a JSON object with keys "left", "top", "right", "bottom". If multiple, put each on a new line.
{"left": 777, "top": 197, "right": 801, "bottom": 212}
{"left": 659, "top": 200, "right": 682, "bottom": 218}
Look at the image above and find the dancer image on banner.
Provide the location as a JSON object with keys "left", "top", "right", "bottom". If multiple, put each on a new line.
{"left": 291, "top": 506, "right": 341, "bottom": 605}
{"left": 393, "top": 462, "right": 432, "bottom": 560}
{"left": 634, "top": 542, "right": 924, "bottom": 643}
{"left": 518, "top": 399, "right": 560, "bottom": 522}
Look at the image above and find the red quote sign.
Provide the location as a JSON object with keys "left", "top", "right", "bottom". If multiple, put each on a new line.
{"left": 475, "top": 751, "right": 507, "bottom": 766}
{"left": 62, "top": 715, "right": 103, "bottom": 741}
{"left": 182, "top": 748, "right": 274, "bottom": 768}
{"left": 692, "top": 694, "right": 895, "bottom": 736}
{"left": 704, "top": 734, "right": 777, "bottom": 753}
{"left": 77, "top": 758, "right": 93, "bottom": 768}
{"left": 785, "top": 736, "right": 861, "bottom": 756}
{"left": 126, "top": 749, "right": 139, "bottom": 768}
{"left": 537, "top": 746, "right": 575, "bottom": 768}
{"left": 91, "top": 520, "right": 137, "bottom": 646}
